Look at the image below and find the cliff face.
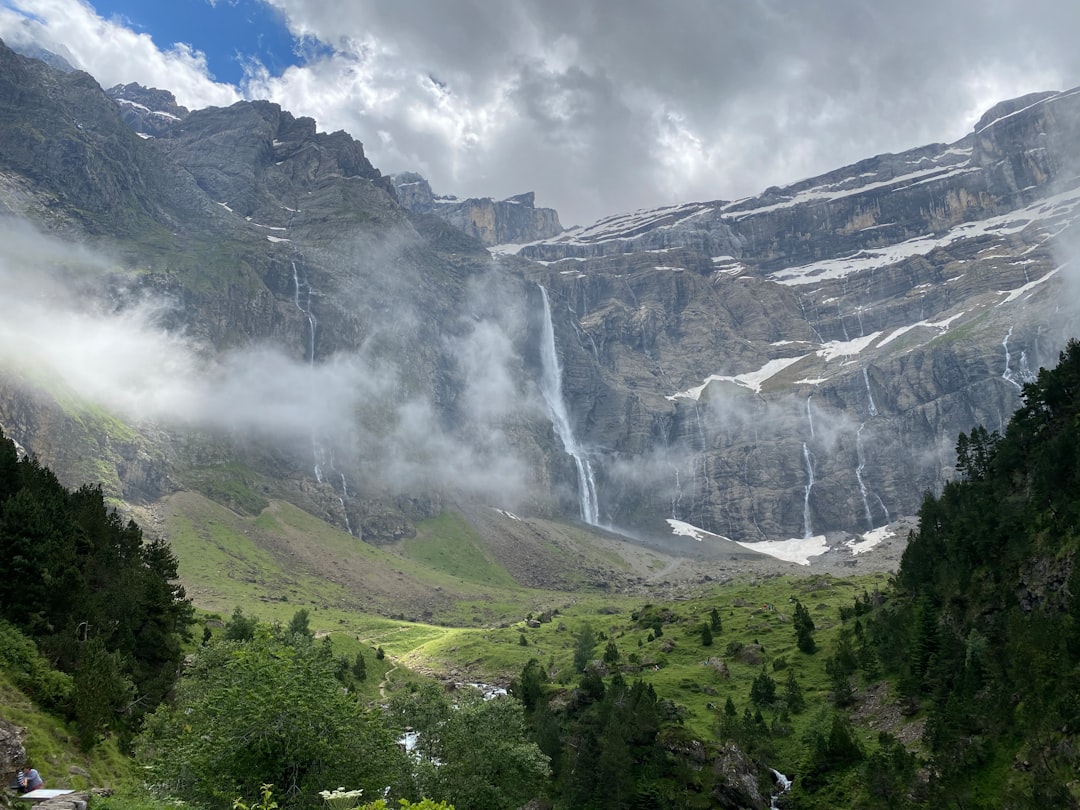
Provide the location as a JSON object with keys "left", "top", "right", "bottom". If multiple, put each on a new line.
{"left": 1, "top": 36, "right": 1079, "bottom": 550}
{"left": 502, "top": 87, "right": 1080, "bottom": 541}
{"left": 392, "top": 172, "right": 563, "bottom": 245}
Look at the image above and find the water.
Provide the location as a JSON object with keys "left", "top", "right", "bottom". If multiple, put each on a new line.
{"left": 862, "top": 367, "right": 878, "bottom": 417}
{"left": 770, "top": 768, "right": 793, "bottom": 809}
{"left": 293, "top": 261, "right": 352, "bottom": 535}
{"left": 855, "top": 423, "right": 874, "bottom": 530}
{"left": 1001, "top": 325, "right": 1023, "bottom": 391}
{"left": 537, "top": 285, "right": 600, "bottom": 525}
{"left": 801, "top": 442, "right": 815, "bottom": 539}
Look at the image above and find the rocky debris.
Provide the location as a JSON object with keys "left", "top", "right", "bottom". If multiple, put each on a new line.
{"left": 712, "top": 742, "right": 769, "bottom": 809}
{"left": 392, "top": 172, "right": 563, "bottom": 245}
{"left": 0, "top": 720, "right": 26, "bottom": 787}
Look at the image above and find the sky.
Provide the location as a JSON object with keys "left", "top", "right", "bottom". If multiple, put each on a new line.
{"left": 1, "top": 0, "right": 1079, "bottom": 227}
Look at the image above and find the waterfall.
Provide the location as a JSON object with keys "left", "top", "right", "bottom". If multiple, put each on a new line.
{"left": 855, "top": 423, "right": 874, "bottom": 530}
{"left": 862, "top": 368, "right": 878, "bottom": 417}
{"left": 805, "top": 395, "right": 815, "bottom": 438}
{"left": 537, "top": 285, "right": 600, "bottom": 525}
{"left": 770, "top": 769, "right": 793, "bottom": 809}
{"left": 1002, "top": 325, "right": 1023, "bottom": 391}
{"left": 293, "top": 260, "right": 352, "bottom": 535}
{"left": 292, "top": 261, "right": 317, "bottom": 364}
{"left": 802, "top": 442, "right": 815, "bottom": 539}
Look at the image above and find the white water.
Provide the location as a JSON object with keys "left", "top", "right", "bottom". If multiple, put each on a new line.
{"left": 862, "top": 367, "right": 878, "bottom": 417}
{"left": 1002, "top": 325, "right": 1023, "bottom": 390}
{"left": 293, "top": 261, "right": 352, "bottom": 535}
{"left": 537, "top": 286, "right": 600, "bottom": 525}
{"left": 855, "top": 423, "right": 874, "bottom": 530}
{"left": 805, "top": 394, "right": 815, "bottom": 438}
{"left": 770, "top": 768, "right": 793, "bottom": 809}
{"left": 801, "top": 442, "right": 815, "bottom": 539}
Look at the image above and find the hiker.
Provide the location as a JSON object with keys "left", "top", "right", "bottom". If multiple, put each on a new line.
{"left": 10, "top": 763, "right": 43, "bottom": 793}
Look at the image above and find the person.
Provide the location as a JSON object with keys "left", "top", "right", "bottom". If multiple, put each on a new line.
{"left": 10, "top": 764, "right": 43, "bottom": 793}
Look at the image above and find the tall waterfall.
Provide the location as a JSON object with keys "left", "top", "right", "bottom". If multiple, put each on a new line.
{"left": 801, "top": 442, "right": 815, "bottom": 539}
{"left": 537, "top": 285, "right": 600, "bottom": 525}
{"left": 293, "top": 260, "right": 352, "bottom": 535}
{"left": 855, "top": 423, "right": 874, "bottom": 530}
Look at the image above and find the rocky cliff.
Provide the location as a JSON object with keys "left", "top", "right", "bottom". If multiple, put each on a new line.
{"left": 1, "top": 36, "right": 1078, "bottom": 553}
{"left": 499, "top": 86, "right": 1080, "bottom": 542}
{"left": 392, "top": 171, "right": 563, "bottom": 245}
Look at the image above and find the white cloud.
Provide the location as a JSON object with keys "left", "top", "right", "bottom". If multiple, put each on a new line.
{"left": 2, "top": 0, "right": 1080, "bottom": 226}
{"left": 0, "top": 0, "right": 238, "bottom": 108}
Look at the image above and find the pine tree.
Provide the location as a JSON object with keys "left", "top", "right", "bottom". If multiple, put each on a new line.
{"left": 700, "top": 623, "right": 713, "bottom": 647}
{"left": 793, "top": 600, "right": 817, "bottom": 653}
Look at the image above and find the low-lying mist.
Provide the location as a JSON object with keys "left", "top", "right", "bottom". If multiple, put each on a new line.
{"left": 0, "top": 217, "right": 541, "bottom": 508}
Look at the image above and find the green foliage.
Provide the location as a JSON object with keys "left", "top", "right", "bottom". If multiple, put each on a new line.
{"left": 138, "top": 633, "right": 408, "bottom": 810}
{"left": 709, "top": 606, "right": 723, "bottom": 633}
{"left": 235, "top": 783, "right": 279, "bottom": 810}
{"left": 287, "top": 608, "right": 314, "bottom": 640}
{"left": 749, "top": 668, "right": 776, "bottom": 706}
{"left": 573, "top": 622, "right": 597, "bottom": 673}
{"left": 389, "top": 684, "right": 549, "bottom": 810}
{"left": 867, "top": 339, "right": 1080, "bottom": 803}
{"left": 603, "top": 639, "right": 620, "bottom": 664}
{"left": 225, "top": 606, "right": 259, "bottom": 641}
{"left": 700, "top": 622, "right": 713, "bottom": 647}
{"left": 792, "top": 600, "right": 816, "bottom": 653}
{"left": 0, "top": 620, "right": 73, "bottom": 712}
{"left": 0, "top": 432, "right": 192, "bottom": 745}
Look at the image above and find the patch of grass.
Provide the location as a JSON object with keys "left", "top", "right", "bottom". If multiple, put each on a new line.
{"left": 403, "top": 512, "right": 518, "bottom": 587}
{"left": 183, "top": 462, "right": 271, "bottom": 515}
{"left": 0, "top": 671, "right": 131, "bottom": 792}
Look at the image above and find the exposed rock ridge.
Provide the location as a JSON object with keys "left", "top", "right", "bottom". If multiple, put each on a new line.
{"left": 107, "top": 82, "right": 190, "bottom": 137}
{"left": 392, "top": 171, "right": 563, "bottom": 245}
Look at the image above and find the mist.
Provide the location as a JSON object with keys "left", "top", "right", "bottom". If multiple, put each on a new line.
{"left": 0, "top": 217, "right": 536, "bottom": 508}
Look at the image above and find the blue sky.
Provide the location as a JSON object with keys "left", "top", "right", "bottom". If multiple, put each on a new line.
{"left": 89, "top": 0, "right": 304, "bottom": 85}
{"left": 2, "top": 0, "right": 1080, "bottom": 226}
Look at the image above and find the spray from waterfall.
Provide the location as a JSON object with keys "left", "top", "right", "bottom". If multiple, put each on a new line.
{"left": 537, "top": 285, "right": 600, "bottom": 526}
{"left": 805, "top": 395, "right": 815, "bottom": 438}
{"left": 802, "top": 442, "right": 815, "bottom": 539}
{"left": 293, "top": 260, "right": 352, "bottom": 535}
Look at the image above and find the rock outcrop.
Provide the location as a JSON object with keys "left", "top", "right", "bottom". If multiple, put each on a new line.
{"left": 392, "top": 172, "right": 563, "bottom": 245}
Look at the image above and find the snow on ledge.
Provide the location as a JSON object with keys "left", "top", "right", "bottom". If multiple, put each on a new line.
{"left": 846, "top": 525, "right": 890, "bottom": 555}
{"left": 667, "top": 519, "right": 732, "bottom": 542}
{"left": 736, "top": 535, "right": 829, "bottom": 566}
{"left": 666, "top": 354, "right": 808, "bottom": 401}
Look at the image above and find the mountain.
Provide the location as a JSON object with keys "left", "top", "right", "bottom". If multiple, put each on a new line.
{"left": 494, "top": 87, "right": 1080, "bottom": 543}
{"left": 0, "top": 37, "right": 1078, "bottom": 573}
{"left": 391, "top": 171, "right": 564, "bottom": 245}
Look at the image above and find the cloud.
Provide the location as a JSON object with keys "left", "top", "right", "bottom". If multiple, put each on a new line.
{"left": 3, "top": 1, "right": 1080, "bottom": 227}
{"left": 0, "top": 217, "right": 534, "bottom": 505}
{"left": 0, "top": 0, "right": 238, "bottom": 108}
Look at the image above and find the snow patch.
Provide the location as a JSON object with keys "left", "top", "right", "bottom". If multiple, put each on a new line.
{"left": 736, "top": 536, "right": 829, "bottom": 566}
{"left": 846, "top": 525, "right": 891, "bottom": 555}
{"left": 667, "top": 519, "right": 732, "bottom": 542}
{"left": 667, "top": 355, "right": 808, "bottom": 401}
